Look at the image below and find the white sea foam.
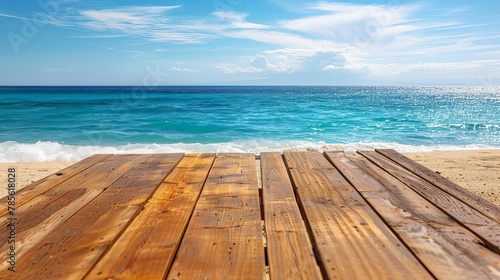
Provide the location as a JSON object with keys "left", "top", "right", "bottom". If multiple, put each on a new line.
{"left": 1, "top": 141, "right": 498, "bottom": 162}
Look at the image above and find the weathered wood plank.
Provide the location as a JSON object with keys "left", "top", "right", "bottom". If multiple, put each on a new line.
{"left": 360, "top": 151, "right": 500, "bottom": 254}
{"left": 13, "top": 154, "right": 183, "bottom": 280}
{"left": 327, "top": 151, "right": 500, "bottom": 279}
{"left": 167, "top": 154, "right": 265, "bottom": 280}
{"left": 0, "top": 154, "right": 110, "bottom": 216}
{"left": 0, "top": 154, "right": 148, "bottom": 273}
{"left": 284, "top": 151, "right": 431, "bottom": 280}
{"left": 260, "top": 152, "right": 322, "bottom": 280}
{"left": 376, "top": 149, "right": 500, "bottom": 222}
{"left": 87, "top": 153, "right": 215, "bottom": 279}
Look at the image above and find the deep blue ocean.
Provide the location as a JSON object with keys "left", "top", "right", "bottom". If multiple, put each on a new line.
{"left": 1, "top": 86, "right": 499, "bottom": 161}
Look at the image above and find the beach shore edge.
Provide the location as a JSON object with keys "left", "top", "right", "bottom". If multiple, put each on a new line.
{"left": 0, "top": 149, "right": 498, "bottom": 206}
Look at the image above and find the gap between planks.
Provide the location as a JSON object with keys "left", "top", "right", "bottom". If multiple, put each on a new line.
{"left": 256, "top": 156, "right": 271, "bottom": 280}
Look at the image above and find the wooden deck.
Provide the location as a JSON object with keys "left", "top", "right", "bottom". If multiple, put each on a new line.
{"left": 1, "top": 150, "right": 499, "bottom": 279}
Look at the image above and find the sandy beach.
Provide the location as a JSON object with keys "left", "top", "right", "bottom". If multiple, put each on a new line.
{"left": 0, "top": 150, "right": 498, "bottom": 206}
{"left": 404, "top": 149, "right": 499, "bottom": 206}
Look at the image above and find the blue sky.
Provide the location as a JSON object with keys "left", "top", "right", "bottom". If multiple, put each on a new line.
{"left": 1, "top": 0, "right": 499, "bottom": 85}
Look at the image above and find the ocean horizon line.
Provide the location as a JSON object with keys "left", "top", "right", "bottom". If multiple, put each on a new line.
{"left": 1, "top": 85, "right": 499, "bottom": 88}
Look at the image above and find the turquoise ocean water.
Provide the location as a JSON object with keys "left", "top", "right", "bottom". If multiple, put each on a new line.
{"left": 1, "top": 86, "right": 499, "bottom": 161}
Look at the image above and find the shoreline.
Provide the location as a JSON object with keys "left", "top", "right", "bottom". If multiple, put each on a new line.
{"left": 0, "top": 149, "right": 498, "bottom": 206}
{"left": 1, "top": 140, "right": 499, "bottom": 162}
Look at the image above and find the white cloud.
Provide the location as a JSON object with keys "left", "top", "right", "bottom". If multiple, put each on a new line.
{"left": 105, "top": 46, "right": 154, "bottom": 58}
{"left": 0, "top": 11, "right": 31, "bottom": 21}
{"left": 81, "top": 10, "right": 149, "bottom": 26}
{"left": 68, "top": 34, "right": 127, "bottom": 38}
{"left": 216, "top": 64, "right": 258, "bottom": 74}
{"left": 221, "top": 29, "right": 332, "bottom": 48}
{"left": 215, "top": 2, "right": 500, "bottom": 84}
{"left": 217, "top": 57, "right": 296, "bottom": 74}
{"left": 74, "top": 5, "right": 216, "bottom": 44}
{"left": 78, "top": 6, "right": 180, "bottom": 30}
{"left": 279, "top": 2, "right": 425, "bottom": 50}
{"left": 446, "top": 6, "right": 470, "bottom": 15}
{"left": 169, "top": 67, "right": 199, "bottom": 72}
{"left": 42, "top": 67, "right": 75, "bottom": 72}
{"left": 68, "top": 7, "right": 270, "bottom": 44}
{"left": 217, "top": 54, "right": 296, "bottom": 74}
{"left": 6, "top": 2, "right": 498, "bottom": 84}
{"left": 350, "top": 60, "right": 500, "bottom": 77}
{"left": 217, "top": 47, "right": 352, "bottom": 74}
{"left": 251, "top": 54, "right": 269, "bottom": 69}
{"left": 213, "top": 11, "right": 270, "bottom": 29}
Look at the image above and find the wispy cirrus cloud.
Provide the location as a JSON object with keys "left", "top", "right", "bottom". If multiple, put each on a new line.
{"left": 68, "top": 7, "right": 274, "bottom": 44}
{"left": 213, "top": 11, "right": 270, "bottom": 29}
{"left": 280, "top": 2, "right": 421, "bottom": 41}
{"left": 216, "top": 2, "right": 500, "bottom": 83}
{"left": 67, "top": 34, "right": 127, "bottom": 39}
{"left": 79, "top": 6, "right": 180, "bottom": 28}
{"left": 54, "top": 7, "right": 298, "bottom": 45}
{"left": 0, "top": 11, "right": 31, "bottom": 20}
{"left": 3, "top": 2, "right": 498, "bottom": 84}
{"left": 75, "top": 5, "right": 216, "bottom": 44}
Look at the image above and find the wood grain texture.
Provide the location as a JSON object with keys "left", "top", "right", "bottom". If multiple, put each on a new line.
{"left": 360, "top": 151, "right": 500, "bottom": 254}
{"left": 327, "top": 151, "right": 500, "bottom": 280}
{"left": 376, "top": 149, "right": 500, "bottom": 223}
{"left": 260, "top": 152, "right": 322, "bottom": 280}
{"left": 87, "top": 154, "right": 215, "bottom": 280}
{"left": 0, "top": 154, "right": 110, "bottom": 216}
{"left": 12, "top": 154, "right": 183, "bottom": 280}
{"left": 284, "top": 151, "right": 429, "bottom": 280}
{"left": 7, "top": 152, "right": 499, "bottom": 279}
{"left": 167, "top": 154, "right": 265, "bottom": 280}
{"left": 0, "top": 154, "right": 147, "bottom": 273}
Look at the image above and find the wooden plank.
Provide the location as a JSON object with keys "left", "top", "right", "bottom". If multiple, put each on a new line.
{"left": 327, "top": 151, "right": 500, "bottom": 279}
{"left": 376, "top": 149, "right": 500, "bottom": 222}
{"left": 360, "top": 151, "right": 500, "bottom": 254}
{"left": 283, "top": 151, "right": 431, "bottom": 280}
{"left": 0, "top": 154, "right": 149, "bottom": 273}
{"left": 87, "top": 153, "right": 215, "bottom": 279}
{"left": 0, "top": 154, "right": 110, "bottom": 216}
{"left": 167, "top": 154, "right": 265, "bottom": 280}
{"left": 260, "top": 152, "right": 322, "bottom": 280}
{"left": 11, "top": 154, "right": 183, "bottom": 280}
